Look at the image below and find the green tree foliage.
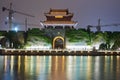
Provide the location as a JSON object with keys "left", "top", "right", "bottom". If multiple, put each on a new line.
{"left": 66, "top": 29, "right": 120, "bottom": 50}
{"left": 27, "top": 28, "right": 51, "bottom": 44}
{"left": 0, "top": 31, "right": 2, "bottom": 36}
{"left": 1, "top": 28, "right": 120, "bottom": 50}
{"left": 66, "top": 29, "right": 90, "bottom": 43}
{"left": 111, "top": 32, "right": 120, "bottom": 50}
{"left": 99, "top": 31, "right": 120, "bottom": 50}
{"left": 99, "top": 43, "right": 107, "bottom": 50}
{"left": 3, "top": 31, "right": 25, "bottom": 48}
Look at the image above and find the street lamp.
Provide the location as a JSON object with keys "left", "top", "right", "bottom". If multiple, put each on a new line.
{"left": 14, "top": 27, "right": 18, "bottom": 32}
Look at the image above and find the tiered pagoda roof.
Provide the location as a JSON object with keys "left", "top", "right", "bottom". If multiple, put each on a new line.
{"left": 40, "top": 9, "right": 77, "bottom": 28}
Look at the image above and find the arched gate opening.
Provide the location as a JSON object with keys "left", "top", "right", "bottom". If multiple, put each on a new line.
{"left": 52, "top": 36, "right": 65, "bottom": 49}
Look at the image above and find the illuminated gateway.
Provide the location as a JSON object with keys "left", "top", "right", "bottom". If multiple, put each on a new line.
{"left": 40, "top": 9, "right": 77, "bottom": 49}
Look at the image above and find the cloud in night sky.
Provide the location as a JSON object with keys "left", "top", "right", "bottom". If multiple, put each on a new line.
{"left": 0, "top": 0, "right": 120, "bottom": 31}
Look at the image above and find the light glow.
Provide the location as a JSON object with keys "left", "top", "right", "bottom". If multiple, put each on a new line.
{"left": 66, "top": 45, "right": 92, "bottom": 50}
{"left": 14, "top": 27, "right": 18, "bottom": 32}
{"left": 55, "top": 16, "right": 63, "bottom": 18}
{"left": 25, "top": 45, "right": 51, "bottom": 50}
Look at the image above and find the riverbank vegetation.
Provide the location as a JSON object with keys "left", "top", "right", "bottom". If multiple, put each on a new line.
{"left": 0, "top": 28, "right": 120, "bottom": 50}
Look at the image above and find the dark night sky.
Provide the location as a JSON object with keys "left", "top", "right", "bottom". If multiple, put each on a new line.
{"left": 0, "top": 0, "right": 120, "bottom": 31}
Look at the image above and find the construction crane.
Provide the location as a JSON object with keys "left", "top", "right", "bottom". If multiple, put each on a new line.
{"left": 5, "top": 18, "right": 41, "bottom": 31}
{"left": 2, "top": 3, "right": 35, "bottom": 31}
{"left": 87, "top": 19, "right": 120, "bottom": 32}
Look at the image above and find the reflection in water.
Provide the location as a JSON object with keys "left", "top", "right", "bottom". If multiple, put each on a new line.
{"left": 0, "top": 56, "right": 119, "bottom": 80}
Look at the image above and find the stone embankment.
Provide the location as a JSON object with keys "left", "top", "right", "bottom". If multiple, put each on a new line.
{"left": 0, "top": 49, "right": 120, "bottom": 56}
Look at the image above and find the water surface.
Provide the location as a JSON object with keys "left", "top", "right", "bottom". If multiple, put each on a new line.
{"left": 0, "top": 56, "right": 119, "bottom": 80}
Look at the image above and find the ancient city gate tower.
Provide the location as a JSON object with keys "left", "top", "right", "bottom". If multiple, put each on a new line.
{"left": 40, "top": 9, "right": 77, "bottom": 49}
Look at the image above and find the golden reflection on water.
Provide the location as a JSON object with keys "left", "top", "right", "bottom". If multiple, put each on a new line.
{"left": 94, "top": 56, "right": 100, "bottom": 80}
{"left": 62, "top": 56, "right": 65, "bottom": 72}
{"left": 11, "top": 56, "right": 14, "bottom": 73}
{"left": 110, "top": 56, "right": 113, "bottom": 74}
{"left": 2, "top": 56, "right": 120, "bottom": 80}
{"left": 4, "top": 56, "right": 7, "bottom": 72}
{"left": 18, "top": 56, "right": 21, "bottom": 73}
{"left": 116, "top": 56, "right": 120, "bottom": 80}
{"left": 87, "top": 56, "right": 92, "bottom": 80}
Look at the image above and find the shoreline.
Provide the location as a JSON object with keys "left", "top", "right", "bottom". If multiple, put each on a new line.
{"left": 0, "top": 49, "right": 120, "bottom": 56}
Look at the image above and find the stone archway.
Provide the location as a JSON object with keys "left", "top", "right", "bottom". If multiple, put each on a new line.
{"left": 52, "top": 36, "right": 65, "bottom": 49}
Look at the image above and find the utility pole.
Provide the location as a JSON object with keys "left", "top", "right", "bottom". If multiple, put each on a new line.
{"left": 25, "top": 18, "right": 27, "bottom": 32}
{"left": 96, "top": 18, "right": 101, "bottom": 32}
